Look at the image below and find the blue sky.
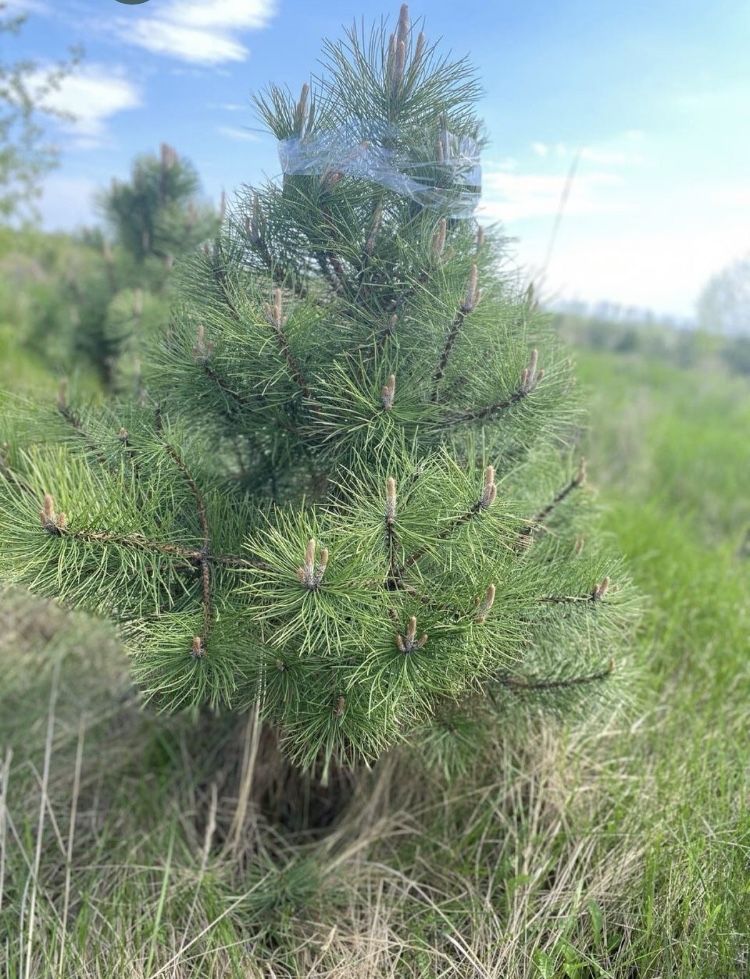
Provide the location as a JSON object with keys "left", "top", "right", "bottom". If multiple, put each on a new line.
{"left": 8, "top": 0, "right": 750, "bottom": 318}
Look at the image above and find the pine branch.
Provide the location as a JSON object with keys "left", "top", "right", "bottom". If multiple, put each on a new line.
{"left": 517, "top": 458, "right": 587, "bottom": 549}
{"left": 56, "top": 383, "right": 110, "bottom": 468}
{"left": 39, "top": 522, "right": 267, "bottom": 570}
{"left": 205, "top": 241, "right": 242, "bottom": 321}
{"left": 443, "top": 349, "right": 545, "bottom": 427}
{"left": 390, "top": 466, "right": 497, "bottom": 584}
{"left": 0, "top": 453, "right": 34, "bottom": 498}
{"left": 265, "top": 288, "right": 317, "bottom": 407}
{"left": 162, "top": 441, "right": 214, "bottom": 645}
{"left": 384, "top": 476, "right": 398, "bottom": 581}
{"left": 443, "top": 388, "right": 527, "bottom": 426}
{"left": 430, "top": 264, "right": 479, "bottom": 401}
{"left": 496, "top": 659, "right": 615, "bottom": 691}
{"left": 539, "top": 577, "right": 610, "bottom": 605}
{"left": 315, "top": 251, "right": 345, "bottom": 294}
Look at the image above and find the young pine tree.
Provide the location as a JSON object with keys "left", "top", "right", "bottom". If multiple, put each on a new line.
{"left": 0, "top": 7, "right": 635, "bottom": 778}
{"left": 95, "top": 144, "right": 221, "bottom": 392}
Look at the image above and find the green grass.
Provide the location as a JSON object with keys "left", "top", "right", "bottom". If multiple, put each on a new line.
{"left": 0, "top": 341, "right": 748, "bottom": 977}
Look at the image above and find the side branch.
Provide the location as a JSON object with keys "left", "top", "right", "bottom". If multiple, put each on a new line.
{"left": 384, "top": 477, "right": 398, "bottom": 582}
{"left": 56, "top": 384, "right": 109, "bottom": 467}
{"left": 0, "top": 454, "right": 35, "bottom": 498}
{"left": 430, "top": 264, "right": 479, "bottom": 402}
{"left": 539, "top": 578, "right": 610, "bottom": 605}
{"left": 163, "top": 443, "right": 209, "bottom": 545}
{"left": 442, "top": 350, "right": 544, "bottom": 427}
{"left": 443, "top": 389, "right": 527, "bottom": 427}
{"left": 265, "top": 288, "right": 317, "bottom": 406}
{"left": 390, "top": 466, "right": 497, "bottom": 583}
{"left": 162, "top": 442, "right": 213, "bottom": 645}
{"left": 517, "top": 459, "right": 587, "bottom": 549}
{"left": 496, "top": 660, "right": 615, "bottom": 692}
{"left": 39, "top": 522, "right": 268, "bottom": 570}
{"left": 205, "top": 242, "right": 241, "bottom": 321}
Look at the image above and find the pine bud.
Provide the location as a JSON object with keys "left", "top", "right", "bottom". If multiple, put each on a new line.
{"left": 396, "top": 615, "right": 428, "bottom": 654}
{"left": 397, "top": 4, "right": 410, "bottom": 46}
{"left": 265, "top": 288, "right": 284, "bottom": 330}
{"left": 192, "top": 323, "right": 214, "bottom": 362}
{"left": 334, "top": 695, "right": 346, "bottom": 717}
{"left": 297, "top": 538, "right": 328, "bottom": 590}
{"left": 591, "top": 577, "right": 610, "bottom": 602}
{"left": 246, "top": 193, "right": 263, "bottom": 245}
{"left": 479, "top": 465, "right": 497, "bottom": 509}
{"left": 191, "top": 636, "right": 205, "bottom": 658}
{"left": 57, "top": 378, "right": 68, "bottom": 412}
{"left": 390, "top": 38, "right": 407, "bottom": 95}
{"left": 365, "top": 202, "right": 383, "bottom": 255}
{"left": 436, "top": 131, "right": 445, "bottom": 165}
{"left": 117, "top": 427, "right": 129, "bottom": 443}
{"left": 431, "top": 218, "right": 447, "bottom": 259}
{"left": 461, "top": 264, "right": 479, "bottom": 313}
{"left": 40, "top": 493, "right": 67, "bottom": 533}
{"left": 385, "top": 477, "right": 397, "bottom": 525}
{"left": 520, "top": 348, "right": 544, "bottom": 394}
{"left": 219, "top": 189, "right": 227, "bottom": 224}
{"left": 294, "top": 83, "right": 310, "bottom": 135}
{"left": 413, "top": 30, "right": 426, "bottom": 67}
{"left": 381, "top": 373, "right": 396, "bottom": 411}
{"left": 574, "top": 456, "right": 587, "bottom": 487}
{"left": 315, "top": 547, "right": 329, "bottom": 587}
{"left": 476, "top": 225, "right": 485, "bottom": 251}
{"left": 160, "top": 143, "right": 178, "bottom": 170}
{"left": 475, "top": 583, "right": 496, "bottom": 623}
{"left": 132, "top": 288, "right": 144, "bottom": 318}
{"left": 388, "top": 32, "right": 397, "bottom": 68}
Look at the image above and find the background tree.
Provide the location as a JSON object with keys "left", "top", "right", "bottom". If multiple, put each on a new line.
{"left": 698, "top": 252, "right": 750, "bottom": 336}
{"left": 92, "top": 143, "right": 221, "bottom": 391}
{"left": 100, "top": 143, "right": 220, "bottom": 277}
{"left": 0, "top": 1, "right": 80, "bottom": 221}
{"left": 0, "top": 6, "right": 635, "bottom": 781}
{"left": 0, "top": 145, "right": 220, "bottom": 392}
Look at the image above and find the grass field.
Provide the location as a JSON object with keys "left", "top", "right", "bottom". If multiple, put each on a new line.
{"left": 1, "top": 335, "right": 748, "bottom": 977}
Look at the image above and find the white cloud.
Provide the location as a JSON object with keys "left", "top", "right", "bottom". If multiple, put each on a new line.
{"left": 480, "top": 169, "right": 622, "bottom": 223}
{"left": 2, "top": 0, "right": 49, "bottom": 12}
{"left": 32, "top": 64, "right": 141, "bottom": 146}
{"left": 531, "top": 132, "right": 645, "bottom": 169}
{"left": 580, "top": 146, "right": 644, "bottom": 166}
{"left": 217, "top": 125, "right": 260, "bottom": 142}
{"left": 534, "top": 225, "right": 750, "bottom": 318}
{"left": 119, "top": 0, "right": 276, "bottom": 65}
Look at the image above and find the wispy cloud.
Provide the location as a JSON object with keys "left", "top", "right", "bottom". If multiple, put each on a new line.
{"left": 481, "top": 132, "right": 646, "bottom": 223}
{"left": 119, "top": 0, "right": 276, "bottom": 65}
{"left": 217, "top": 125, "right": 261, "bottom": 142}
{"left": 531, "top": 132, "right": 645, "bottom": 168}
{"left": 480, "top": 170, "right": 622, "bottom": 223}
{"left": 33, "top": 64, "right": 141, "bottom": 147}
{"left": 2, "top": 0, "right": 49, "bottom": 12}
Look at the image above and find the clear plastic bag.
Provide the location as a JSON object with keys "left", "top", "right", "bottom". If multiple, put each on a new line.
{"left": 278, "top": 121, "right": 481, "bottom": 218}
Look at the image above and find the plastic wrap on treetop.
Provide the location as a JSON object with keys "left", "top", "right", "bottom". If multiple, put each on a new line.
{"left": 278, "top": 121, "right": 481, "bottom": 219}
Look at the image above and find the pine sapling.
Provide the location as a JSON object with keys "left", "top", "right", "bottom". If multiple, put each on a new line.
{"left": 0, "top": 5, "right": 637, "bottom": 779}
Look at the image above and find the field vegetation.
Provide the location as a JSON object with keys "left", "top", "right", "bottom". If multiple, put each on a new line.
{"left": 0, "top": 270, "right": 747, "bottom": 976}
